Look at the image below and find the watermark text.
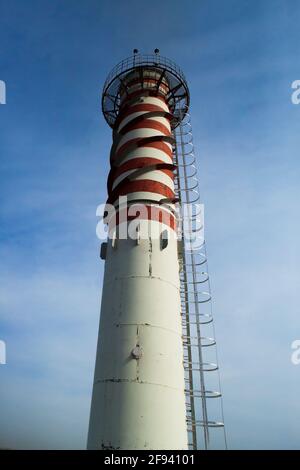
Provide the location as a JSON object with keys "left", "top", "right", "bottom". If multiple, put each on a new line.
{"left": 291, "top": 80, "right": 300, "bottom": 104}
{"left": 291, "top": 340, "right": 300, "bottom": 365}
{"left": 96, "top": 197, "right": 205, "bottom": 251}
{"left": 0, "top": 80, "right": 6, "bottom": 104}
{"left": 0, "top": 340, "right": 6, "bottom": 364}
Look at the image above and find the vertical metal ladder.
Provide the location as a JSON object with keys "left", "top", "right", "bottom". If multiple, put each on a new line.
{"left": 172, "top": 111, "right": 227, "bottom": 450}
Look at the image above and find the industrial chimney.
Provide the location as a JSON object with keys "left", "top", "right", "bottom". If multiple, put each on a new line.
{"left": 88, "top": 51, "right": 226, "bottom": 451}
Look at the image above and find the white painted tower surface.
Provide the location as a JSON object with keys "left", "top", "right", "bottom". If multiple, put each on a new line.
{"left": 88, "top": 52, "right": 191, "bottom": 450}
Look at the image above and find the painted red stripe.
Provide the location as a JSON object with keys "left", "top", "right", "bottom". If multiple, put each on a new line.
{"left": 124, "top": 89, "right": 167, "bottom": 102}
{"left": 107, "top": 160, "right": 175, "bottom": 193}
{"left": 110, "top": 167, "right": 174, "bottom": 193}
{"left": 124, "top": 77, "right": 169, "bottom": 89}
{"left": 119, "top": 90, "right": 167, "bottom": 108}
{"left": 107, "top": 180, "right": 174, "bottom": 205}
{"left": 115, "top": 103, "right": 169, "bottom": 129}
{"left": 114, "top": 158, "right": 174, "bottom": 179}
{"left": 124, "top": 82, "right": 169, "bottom": 95}
{"left": 110, "top": 140, "right": 173, "bottom": 167}
{"left": 141, "top": 141, "right": 173, "bottom": 157}
{"left": 114, "top": 137, "right": 173, "bottom": 163}
{"left": 118, "top": 111, "right": 172, "bottom": 136}
{"left": 108, "top": 204, "right": 176, "bottom": 232}
{"left": 120, "top": 119, "right": 171, "bottom": 137}
{"left": 122, "top": 84, "right": 169, "bottom": 97}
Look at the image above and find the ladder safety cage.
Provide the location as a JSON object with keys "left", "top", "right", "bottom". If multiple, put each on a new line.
{"left": 172, "top": 110, "right": 227, "bottom": 450}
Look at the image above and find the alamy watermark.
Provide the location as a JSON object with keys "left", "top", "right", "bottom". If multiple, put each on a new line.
{"left": 291, "top": 80, "right": 300, "bottom": 104}
{"left": 291, "top": 340, "right": 300, "bottom": 365}
{"left": 1, "top": 83, "right": 8, "bottom": 363}
{"left": 0, "top": 340, "right": 6, "bottom": 365}
{"left": 96, "top": 197, "right": 205, "bottom": 251}
{"left": 0, "top": 80, "right": 6, "bottom": 104}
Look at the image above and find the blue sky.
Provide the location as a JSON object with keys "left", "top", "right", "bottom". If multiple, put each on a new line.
{"left": 0, "top": 0, "right": 299, "bottom": 449}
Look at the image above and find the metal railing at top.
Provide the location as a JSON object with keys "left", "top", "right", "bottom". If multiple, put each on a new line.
{"left": 102, "top": 53, "right": 190, "bottom": 128}
{"left": 103, "top": 53, "right": 188, "bottom": 95}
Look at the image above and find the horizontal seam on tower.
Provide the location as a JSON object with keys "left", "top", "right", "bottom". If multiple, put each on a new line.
{"left": 104, "top": 275, "right": 180, "bottom": 291}
{"left": 94, "top": 379, "right": 185, "bottom": 392}
{"left": 113, "top": 322, "right": 182, "bottom": 336}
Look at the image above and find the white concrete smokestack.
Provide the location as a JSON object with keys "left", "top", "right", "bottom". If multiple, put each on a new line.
{"left": 88, "top": 54, "right": 190, "bottom": 450}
